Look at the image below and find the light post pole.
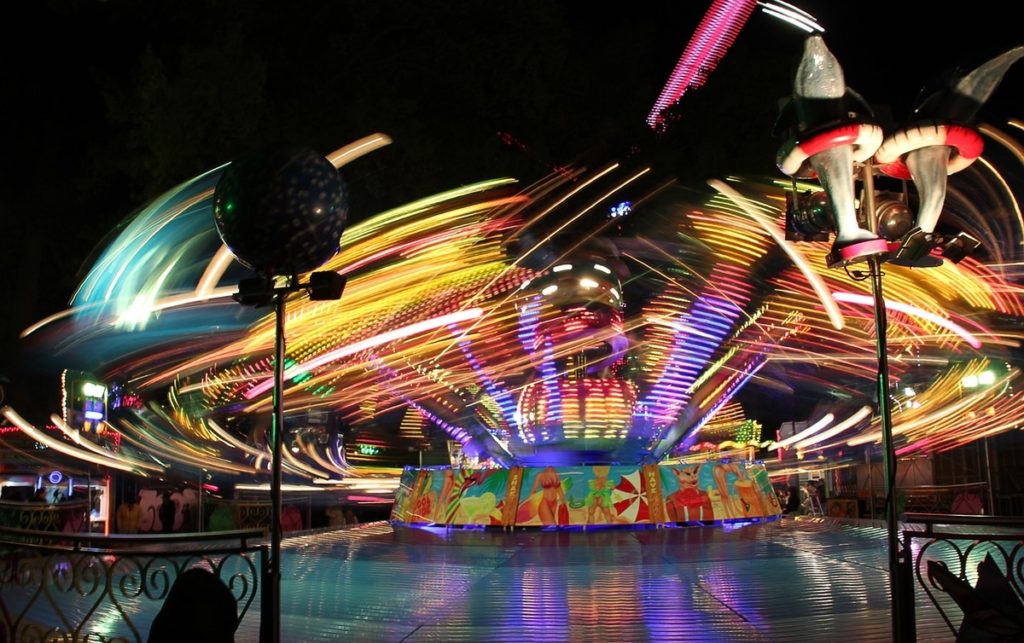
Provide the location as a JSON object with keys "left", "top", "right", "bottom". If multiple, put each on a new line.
{"left": 861, "top": 164, "right": 903, "bottom": 634}
{"left": 212, "top": 148, "right": 349, "bottom": 643}
{"left": 776, "top": 36, "right": 1020, "bottom": 642}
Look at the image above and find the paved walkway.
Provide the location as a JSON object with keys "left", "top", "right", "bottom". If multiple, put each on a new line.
{"left": 231, "top": 517, "right": 954, "bottom": 642}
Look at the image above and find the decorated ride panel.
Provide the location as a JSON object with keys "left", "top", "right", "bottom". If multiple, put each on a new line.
{"left": 391, "top": 462, "right": 780, "bottom": 528}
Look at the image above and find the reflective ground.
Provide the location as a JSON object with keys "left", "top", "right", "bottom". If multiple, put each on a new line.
{"left": 229, "top": 517, "right": 950, "bottom": 642}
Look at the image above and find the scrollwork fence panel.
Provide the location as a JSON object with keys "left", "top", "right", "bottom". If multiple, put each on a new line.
{"left": 0, "top": 531, "right": 266, "bottom": 642}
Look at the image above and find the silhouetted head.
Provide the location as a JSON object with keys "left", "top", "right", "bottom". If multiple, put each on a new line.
{"left": 148, "top": 568, "right": 237, "bottom": 643}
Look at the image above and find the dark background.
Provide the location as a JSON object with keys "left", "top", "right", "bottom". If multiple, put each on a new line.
{"left": 1, "top": 0, "right": 1020, "bottom": 414}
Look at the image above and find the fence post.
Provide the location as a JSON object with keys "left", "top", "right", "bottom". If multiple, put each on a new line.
{"left": 896, "top": 530, "right": 916, "bottom": 641}
{"left": 260, "top": 545, "right": 272, "bottom": 643}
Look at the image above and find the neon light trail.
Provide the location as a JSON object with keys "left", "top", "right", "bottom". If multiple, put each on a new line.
{"left": 14, "top": 124, "right": 1024, "bottom": 491}
{"left": 646, "top": 0, "right": 760, "bottom": 130}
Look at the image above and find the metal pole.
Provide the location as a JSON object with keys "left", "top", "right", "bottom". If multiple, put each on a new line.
{"left": 198, "top": 469, "right": 204, "bottom": 532}
{"left": 869, "top": 254, "right": 903, "bottom": 641}
{"left": 269, "top": 288, "right": 286, "bottom": 643}
{"left": 87, "top": 472, "right": 92, "bottom": 533}
{"left": 984, "top": 437, "right": 996, "bottom": 515}
{"left": 863, "top": 165, "right": 904, "bottom": 641}
{"left": 866, "top": 448, "right": 875, "bottom": 520}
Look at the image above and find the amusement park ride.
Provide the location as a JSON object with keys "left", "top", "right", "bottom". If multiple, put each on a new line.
{"left": 7, "top": 20, "right": 1023, "bottom": 540}
{"left": 1, "top": 3, "right": 1022, "bottom": 640}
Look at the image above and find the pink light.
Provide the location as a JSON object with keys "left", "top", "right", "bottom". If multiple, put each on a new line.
{"left": 646, "top": 0, "right": 759, "bottom": 129}
{"left": 832, "top": 292, "right": 982, "bottom": 349}
{"left": 896, "top": 438, "right": 931, "bottom": 456}
{"left": 0, "top": 424, "right": 61, "bottom": 434}
{"left": 244, "top": 308, "right": 484, "bottom": 400}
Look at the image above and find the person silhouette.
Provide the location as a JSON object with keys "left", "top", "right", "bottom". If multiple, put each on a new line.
{"left": 148, "top": 568, "right": 237, "bottom": 642}
{"left": 159, "top": 491, "right": 176, "bottom": 534}
{"left": 784, "top": 485, "right": 802, "bottom": 514}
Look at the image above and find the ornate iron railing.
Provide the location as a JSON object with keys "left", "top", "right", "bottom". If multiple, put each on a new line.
{"left": 0, "top": 500, "right": 90, "bottom": 533}
{"left": 205, "top": 498, "right": 273, "bottom": 531}
{"left": 0, "top": 526, "right": 267, "bottom": 642}
{"left": 899, "top": 513, "right": 1024, "bottom": 641}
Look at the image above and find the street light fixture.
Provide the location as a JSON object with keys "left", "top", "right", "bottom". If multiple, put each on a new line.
{"left": 776, "top": 35, "right": 1022, "bottom": 642}
{"left": 213, "top": 147, "right": 349, "bottom": 643}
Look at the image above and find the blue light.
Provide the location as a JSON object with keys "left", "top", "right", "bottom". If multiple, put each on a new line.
{"left": 608, "top": 201, "right": 632, "bottom": 218}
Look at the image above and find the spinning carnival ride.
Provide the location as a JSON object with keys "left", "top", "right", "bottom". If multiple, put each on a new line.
{"left": 10, "top": 116, "right": 1024, "bottom": 527}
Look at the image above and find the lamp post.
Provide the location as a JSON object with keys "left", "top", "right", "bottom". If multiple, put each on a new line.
{"left": 212, "top": 147, "right": 349, "bottom": 643}
{"left": 860, "top": 164, "right": 904, "bottom": 637}
{"left": 235, "top": 272, "right": 344, "bottom": 643}
{"left": 776, "top": 36, "right": 1020, "bottom": 642}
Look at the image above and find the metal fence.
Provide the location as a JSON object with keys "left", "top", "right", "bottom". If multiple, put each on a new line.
{"left": 0, "top": 526, "right": 267, "bottom": 642}
{"left": 0, "top": 499, "right": 90, "bottom": 533}
{"left": 899, "top": 513, "right": 1024, "bottom": 641}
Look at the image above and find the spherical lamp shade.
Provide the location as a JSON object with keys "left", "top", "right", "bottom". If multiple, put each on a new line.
{"left": 213, "top": 147, "right": 348, "bottom": 276}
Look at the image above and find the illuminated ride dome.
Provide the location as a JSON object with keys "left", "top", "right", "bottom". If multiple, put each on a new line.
{"left": 15, "top": 126, "right": 1024, "bottom": 529}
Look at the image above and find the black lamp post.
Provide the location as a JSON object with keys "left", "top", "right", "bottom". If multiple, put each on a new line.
{"left": 776, "top": 36, "right": 1021, "bottom": 641}
{"left": 212, "top": 147, "right": 349, "bottom": 643}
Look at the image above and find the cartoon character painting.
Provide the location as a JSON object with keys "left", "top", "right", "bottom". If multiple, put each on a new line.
{"left": 708, "top": 462, "right": 744, "bottom": 517}
{"left": 451, "top": 469, "right": 509, "bottom": 525}
{"left": 396, "top": 463, "right": 779, "bottom": 528}
{"left": 517, "top": 466, "right": 569, "bottom": 526}
{"left": 664, "top": 466, "right": 714, "bottom": 522}
{"left": 585, "top": 465, "right": 615, "bottom": 525}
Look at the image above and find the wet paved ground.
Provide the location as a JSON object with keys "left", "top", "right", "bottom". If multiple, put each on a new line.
{"left": 227, "top": 517, "right": 954, "bottom": 642}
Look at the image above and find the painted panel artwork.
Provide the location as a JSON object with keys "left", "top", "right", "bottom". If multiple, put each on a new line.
{"left": 515, "top": 465, "right": 650, "bottom": 527}
{"left": 659, "top": 462, "right": 780, "bottom": 521}
{"left": 393, "top": 463, "right": 780, "bottom": 527}
{"left": 446, "top": 468, "right": 511, "bottom": 526}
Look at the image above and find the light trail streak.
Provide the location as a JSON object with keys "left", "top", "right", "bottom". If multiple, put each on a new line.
{"left": 710, "top": 179, "right": 845, "bottom": 330}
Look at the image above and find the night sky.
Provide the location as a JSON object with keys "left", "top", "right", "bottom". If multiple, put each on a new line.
{"left": 2, "top": 0, "right": 1020, "bottom": 409}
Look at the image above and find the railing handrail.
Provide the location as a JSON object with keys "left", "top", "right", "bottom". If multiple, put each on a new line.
{"left": 0, "top": 526, "right": 268, "bottom": 641}
{"left": 898, "top": 482, "right": 988, "bottom": 492}
{"left": 0, "top": 540, "right": 266, "bottom": 559}
{"left": 0, "top": 498, "right": 91, "bottom": 506}
{"left": 0, "top": 525, "right": 266, "bottom": 549}
{"left": 903, "top": 512, "right": 1024, "bottom": 532}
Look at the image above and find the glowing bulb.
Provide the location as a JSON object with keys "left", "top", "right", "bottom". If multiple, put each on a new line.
{"left": 82, "top": 383, "right": 106, "bottom": 398}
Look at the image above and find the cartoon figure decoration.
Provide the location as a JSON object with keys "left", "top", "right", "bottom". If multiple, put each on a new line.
{"left": 657, "top": 462, "right": 779, "bottom": 523}
{"left": 433, "top": 468, "right": 457, "bottom": 524}
{"left": 520, "top": 466, "right": 569, "bottom": 526}
{"left": 586, "top": 466, "right": 615, "bottom": 525}
{"left": 391, "top": 472, "right": 415, "bottom": 522}
{"left": 450, "top": 469, "right": 510, "bottom": 526}
{"left": 401, "top": 469, "right": 451, "bottom": 524}
{"left": 664, "top": 466, "right": 714, "bottom": 522}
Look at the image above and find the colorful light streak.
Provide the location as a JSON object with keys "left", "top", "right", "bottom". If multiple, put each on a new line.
{"left": 646, "top": 0, "right": 759, "bottom": 129}
{"left": 710, "top": 179, "right": 845, "bottom": 330}
{"left": 20, "top": 146, "right": 1024, "bottom": 477}
{"left": 831, "top": 291, "right": 982, "bottom": 349}
{"left": 2, "top": 407, "right": 144, "bottom": 474}
{"left": 794, "top": 406, "right": 872, "bottom": 451}
{"left": 243, "top": 307, "right": 485, "bottom": 401}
